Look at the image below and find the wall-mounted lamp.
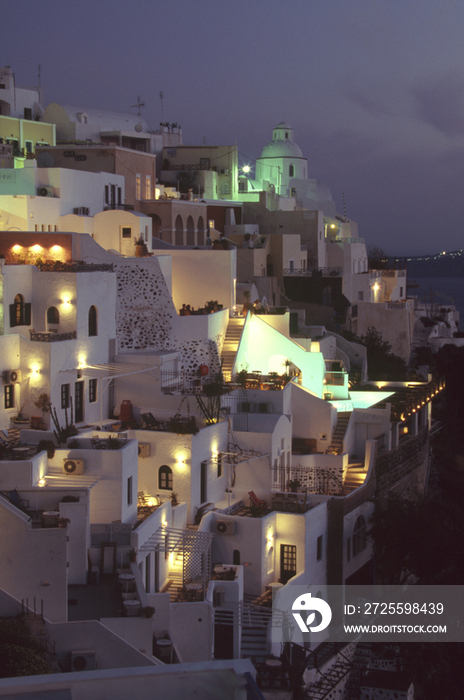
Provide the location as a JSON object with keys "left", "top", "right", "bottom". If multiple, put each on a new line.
{"left": 38, "top": 478, "right": 46, "bottom": 487}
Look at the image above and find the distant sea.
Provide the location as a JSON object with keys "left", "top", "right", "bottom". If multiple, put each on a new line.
{"left": 408, "top": 276, "right": 464, "bottom": 321}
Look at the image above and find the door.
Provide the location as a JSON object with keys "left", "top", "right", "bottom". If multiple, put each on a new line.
{"left": 200, "top": 460, "right": 207, "bottom": 503}
{"left": 75, "top": 381, "right": 84, "bottom": 423}
{"left": 280, "top": 544, "right": 297, "bottom": 584}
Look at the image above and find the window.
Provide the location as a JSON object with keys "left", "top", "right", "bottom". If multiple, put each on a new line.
{"left": 220, "top": 182, "right": 230, "bottom": 195}
{"left": 88, "top": 306, "right": 97, "bottom": 336}
{"left": 47, "top": 306, "right": 59, "bottom": 324}
{"left": 353, "top": 516, "right": 367, "bottom": 556}
{"left": 61, "top": 384, "right": 70, "bottom": 409}
{"left": 200, "top": 158, "right": 210, "bottom": 170}
{"left": 105, "top": 185, "right": 109, "bottom": 204}
{"left": 118, "top": 187, "right": 122, "bottom": 206}
{"left": 290, "top": 187, "right": 296, "bottom": 197}
{"left": 358, "top": 292, "right": 364, "bottom": 301}
{"left": 317, "top": 535, "right": 323, "bottom": 561}
{"left": 4, "top": 384, "right": 14, "bottom": 409}
{"left": 136, "top": 175, "right": 141, "bottom": 200}
{"left": 146, "top": 176, "right": 151, "bottom": 200}
{"left": 289, "top": 164, "right": 294, "bottom": 177}
{"left": 217, "top": 453, "right": 223, "bottom": 478}
{"left": 289, "top": 259, "right": 294, "bottom": 273}
{"left": 159, "top": 465, "right": 173, "bottom": 490}
{"left": 89, "top": 378, "right": 97, "bottom": 403}
{"left": 122, "top": 227, "right": 132, "bottom": 239}
{"left": 24, "top": 108, "right": 32, "bottom": 120}
{"left": 127, "top": 476, "right": 133, "bottom": 506}
{"left": 25, "top": 140, "right": 33, "bottom": 153}
{"left": 167, "top": 148, "right": 177, "bottom": 158}
{"left": 10, "top": 294, "right": 31, "bottom": 327}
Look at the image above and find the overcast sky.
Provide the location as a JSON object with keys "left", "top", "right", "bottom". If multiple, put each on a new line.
{"left": 4, "top": 0, "right": 464, "bottom": 255}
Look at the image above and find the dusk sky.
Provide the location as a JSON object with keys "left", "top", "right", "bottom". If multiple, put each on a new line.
{"left": 4, "top": 0, "right": 464, "bottom": 255}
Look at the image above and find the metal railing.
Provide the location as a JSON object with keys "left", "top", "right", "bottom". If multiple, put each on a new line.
{"left": 29, "top": 330, "right": 77, "bottom": 342}
{"left": 283, "top": 267, "right": 342, "bottom": 276}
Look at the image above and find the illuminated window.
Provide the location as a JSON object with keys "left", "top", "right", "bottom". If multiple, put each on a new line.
{"left": 159, "top": 465, "right": 173, "bottom": 490}
{"left": 146, "top": 176, "right": 151, "bottom": 200}
{"left": 88, "top": 306, "right": 97, "bottom": 336}
{"left": 136, "top": 175, "right": 141, "bottom": 200}
{"left": 4, "top": 384, "right": 14, "bottom": 409}
{"left": 353, "top": 516, "right": 367, "bottom": 556}
{"left": 89, "top": 378, "right": 97, "bottom": 403}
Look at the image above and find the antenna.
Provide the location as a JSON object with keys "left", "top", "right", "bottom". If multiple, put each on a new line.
{"left": 130, "top": 96, "right": 145, "bottom": 116}
{"left": 342, "top": 192, "right": 347, "bottom": 222}
{"left": 159, "top": 91, "right": 164, "bottom": 121}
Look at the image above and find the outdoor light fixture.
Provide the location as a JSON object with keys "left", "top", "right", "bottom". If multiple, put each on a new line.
{"left": 38, "top": 478, "right": 46, "bottom": 487}
{"left": 242, "top": 165, "right": 251, "bottom": 173}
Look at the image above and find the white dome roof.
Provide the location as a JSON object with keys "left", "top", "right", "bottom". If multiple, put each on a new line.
{"left": 260, "top": 139, "right": 304, "bottom": 159}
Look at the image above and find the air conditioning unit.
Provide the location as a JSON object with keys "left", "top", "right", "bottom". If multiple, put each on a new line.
{"left": 138, "top": 443, "right": 150, "bottom": 458}
{"left": 63, "top": 459, "right": 84, "bottom": 475}
{"left": 216, "top": 520, "right": 235, "bottom": 535}
{"left": 2, "top": 369, "right": 21, "bottom": 383}
{"left": 219, "top": 169, "right": 230, "bottom": 175}
{"left": 71, "top": 650, "right": 97, "bottom": 672}
{"left": 37, "top": 186, "right": 53, "bottom": 197}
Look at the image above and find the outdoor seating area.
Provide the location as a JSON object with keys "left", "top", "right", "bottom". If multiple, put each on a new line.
{"left": 252, "top": 655, "right": 290, "bottom": 691}
{"left": 90, "top": 435, "right": 128, "bottom": 450}
{"left": 271, "top": 490, "right": 308, "bottom": 513}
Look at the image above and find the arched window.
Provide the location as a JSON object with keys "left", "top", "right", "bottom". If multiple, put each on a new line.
{"left": 197, "top": 216, "right": 205, "bottom": 245}
{"left": 159, "top": 465, "right": 173, "bottom": 490}
{"left": 186, "top": 215, "right": 195, "bottom": 245}
{"left": 88, "top": 306, "right": 97, "bottom": 336}
{"left": 10, "top": 294, "right": 30, "bottom": 327}
{"left": 289, "top": 164, "right": 294, "bottom": 177}
{"left": 47, "top": 306, "right": 59, "bottom": 324}
{"left": 175, "top": 215, "right": 183, "bottom": 246}
{"left": 353, "top": 515, "right": 367, "bottom": 556}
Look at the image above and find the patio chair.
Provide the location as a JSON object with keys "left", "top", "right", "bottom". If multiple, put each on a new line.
{"left": 248, "top": 491, "right": 267, "bottom": 509}
{"left": 141, "top": 412, "right": 164, "bottom": 430}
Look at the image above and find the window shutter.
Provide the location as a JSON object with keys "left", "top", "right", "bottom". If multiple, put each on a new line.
{"left": 24, "top": 303, "right": 31, "bottom": 326}
{"left": 9, "top": 305, "right": 16, "bottom": 328}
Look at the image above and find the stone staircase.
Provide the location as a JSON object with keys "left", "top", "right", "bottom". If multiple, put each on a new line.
{"left": 221, "top": 317, "right": 245, "bottom": 382}
{"left": 342, "top": 463, "right": 367, "bottom": 495}
{"left": 328, "top": 412, "right": 351, "bottom": 454}
{"left": 240, "top": 596, "right": 272, "bottom": 658}
{"left": 303, "top": 643, "right": 353, "bottom": 700}
{"left": 166, "top": 552, "right": 184, "bottom": 602}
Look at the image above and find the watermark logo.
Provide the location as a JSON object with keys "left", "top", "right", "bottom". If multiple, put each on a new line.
{"left": 292, "top": 592, "right": 332, "bottom": 633}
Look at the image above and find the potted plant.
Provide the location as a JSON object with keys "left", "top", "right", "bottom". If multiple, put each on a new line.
{"left": 242, "top": 290, "right": 252, "bottom": 316}
{"left": 34, "top": 393, "right": 51, "bottom": 429}
{"left": 58, "top": 517, "right": 70, "bottom": 528}
{"left": 36, "top": 440, "right": 56, "bottom": 459}
{"left": 134, "top": 235, "right": 148, "bottom": 257}
{"left": 142, "top": 605, "right": 155, "bottom": 618}
{"left": 289, "top": 479, "right": 301, "bottom": 492}
{"left": 170, "top": 492, "right": 179, "bottom": 506}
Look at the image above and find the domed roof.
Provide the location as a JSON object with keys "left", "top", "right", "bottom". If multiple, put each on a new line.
{"left": 260, "top": 139, "right": 304, "bottom": 159}
{"left": 275, "top": 121, "right": 292, "bottom": 129}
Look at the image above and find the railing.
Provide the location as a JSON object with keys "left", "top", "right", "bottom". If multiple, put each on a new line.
{"left": 324, "top": 372, "right": 345, "bottom": 386}
{"left": 90, "top": 523, "right": 132, "bottom": 547}
{"left": 329, "top": 237, "right": 365, "bottom": 244}
{"left": 35, "top": 262, "right": 114, "bottom": 273}
{"left": 29, "top": 330, "right": 77, "bottom": 342}
{"left": 387, "top": 301, "right": 407, "bottom": 310}
{"left": 283, "top": 267, "right": 342, "bottom": 276}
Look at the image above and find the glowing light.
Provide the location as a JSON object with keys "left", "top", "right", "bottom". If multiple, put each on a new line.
{"left": 330, "top": 224, "right": 336, "bottom": 229}
{"left": 162, "top": 519, "right": 168, "bottom": 529}
{"left": 38, "top": 478, "right": 46, "bottom": 487}
{"left": 373, "top": 283, "right": 380, "bottom": 292}
{"left": 267, "top": 532, "right": 274, "bottom": 545}
{"left": 30, "top": 364, "right": 41, "bottom": 376}
{"left": 61, "top": 296, "right": 73, "bottom": 306}
{"left": 30, "top": 244, "right": 43, "bottom": 253}
{"left": 51, "top": 245, "right": 62, "bottom": 253}
{"left": 242, "top": 165, "right": 251, "bottom": 173}
{"left": 12, "top": 244, "right": 22, "bottom": 252}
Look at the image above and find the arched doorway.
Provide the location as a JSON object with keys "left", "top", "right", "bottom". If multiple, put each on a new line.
{"left": 197, "top": 216, "right": 205, "bottom": 245}
{"left": 186, "top": 215, "right": 195, "bottom": 245}
{"left": 175, "top": 215, "right": 183, "bottom": 246}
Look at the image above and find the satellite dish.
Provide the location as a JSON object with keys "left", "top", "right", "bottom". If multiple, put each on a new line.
{"left": 37, "top": 151, "right": 55, "bottom": 168}
{"left": 135, "top": 123, "right": 143, "bottom": 133}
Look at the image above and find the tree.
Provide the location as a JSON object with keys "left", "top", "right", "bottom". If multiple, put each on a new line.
{"left": 175, "top": 170, "right": 198, "bottom": 194}
{"left": 367, "top": 246, "right": 389, "bottom": 270}
{"left": 356, "top": 327, "right": 407, "bottom": 379}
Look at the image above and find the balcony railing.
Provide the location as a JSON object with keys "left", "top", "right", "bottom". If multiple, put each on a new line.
{"left": 35, "top": 262, "right": 114, "bottom": 273}
{"left": 30, "top": 330, "right": 77, "bottom": 342}
{"left": 283, "top": 267, "right": 342, "bottom": 277}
